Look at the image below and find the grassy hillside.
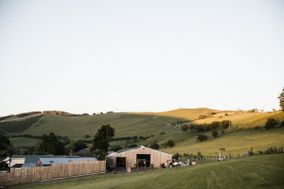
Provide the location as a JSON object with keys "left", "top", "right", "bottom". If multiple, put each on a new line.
{"left": 193, "top": 111, "right": 284, "bottom": 129}
{"left": 138, "top": 108, "right": 216, "bottom": 120}
{"left": 1, "top": 109, "right": 283, "bottom": 155}
{"left": 12, "top": 154, "right": 284, "bottom": 189}
{"left": 165, "top": 128, "right": 284, "bottom": 155}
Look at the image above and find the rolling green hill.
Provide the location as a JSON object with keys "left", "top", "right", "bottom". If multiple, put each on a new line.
{"left": 12, "top": 154, "right": 284, "bottom": 189}
{"left": 0, "top": 109, "right": 284, "bottom": 155}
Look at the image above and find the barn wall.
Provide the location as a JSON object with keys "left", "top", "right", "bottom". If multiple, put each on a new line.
{"left": 107, "top": 147, "right": 172, "bottom": 168}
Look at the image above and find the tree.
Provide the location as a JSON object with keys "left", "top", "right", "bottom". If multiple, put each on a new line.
{"left": 0, "top": 131, "right": 14, "bottom": 157}
{"left": 264, "top": 118, "right": 279, "bottom": 129}
{"left": 165, "top": 140, "right": 175, "bottom": 147}
{"left": 173, "top": 153, "right": 180, "bottom": 160}
{"left": 212, "top": 130, "right": 219, "bottom": 138}
{"left": 72, "top": 140, "right": 87, "bottom": 152}
{"left": 196, "top": 152, "right": 203, "bottom": 160}
{"left": 150, "top": 142, "right": 159, "bottom": 149}
{"left": 279, "top": 87, "right": 284, "bottom": 111}
{"left": 197, "top": 134, "right": 208, "bottom": 142}
{"left": 39, "top": 132, "right": 66, "bottom": 155}
{"left": 92, "top": 124, "right": 115, "bottom": 160}
{"left": 281, "top": 120, "right": 284, "bottom": 127}
{"left": 181, "top": 125, "right": 189, "bottom": 132}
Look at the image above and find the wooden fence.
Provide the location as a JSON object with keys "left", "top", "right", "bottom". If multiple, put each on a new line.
{"left": 0, "top": 160, "right": 105, "bottom": 186}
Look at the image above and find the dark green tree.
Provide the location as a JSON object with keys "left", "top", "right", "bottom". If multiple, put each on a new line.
{"left": 150, "top": 142, "right": 159, "bottom": 149}
{"left": 39, "top": 132, "right": 66, "bottom": 155}
{"left": 212, "top": 130, "right": 219, "bottom": 138}
{"left": 197, "top": 134, "right": 208, "bottom": 142}
{"left": 181, "top": 125, "right": 189, "bottom": 132}
{"left": 0, "top": 131, "right": 14, "bottom": 157}
{"left": 92, "top": 124, "right": 115, "bottom": 160}
{"left": 72, "top": 140, "right": 87, "bottom": 152}
{"left": 264, "top": 118, "right": 279, "bottom": 129}
{"left": 165, "top": 140, "right": 175, "bottom": 147}
{"left": 279, "top": 87, "right": 284, "bottom": 111}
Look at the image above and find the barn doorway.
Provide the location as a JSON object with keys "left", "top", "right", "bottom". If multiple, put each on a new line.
{"left": 116, "top": 157, "right": 126, "bottom": 168}
{"left": 136, "top": 154, "right": 151, "bottom": 168}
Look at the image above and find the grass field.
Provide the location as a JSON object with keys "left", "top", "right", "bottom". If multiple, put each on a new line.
{"left": 11, "top": 154, "right": 284, "bottom": 189}
{"left": 9, "top": 137, "right": 40, "bottom": 148}
{"left": 165, "top": 128, "right": 284, "bottom": 155}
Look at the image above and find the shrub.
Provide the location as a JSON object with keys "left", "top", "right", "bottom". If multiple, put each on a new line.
{"left": 109, "top": 145, "right": 122, "bottom": 152}
{"left": 85, "top": 134, "right": 91, "bottom": 139}
{"left": 196, "top": 152, "right": 203, "bottom": 160}
{"left": 210, "top": 121, "right": 220, "bottom": 129}
{"left": 212, "top": 130, "right": 219, "bottom": 138}
{"left": 221, "top": 120, "right": 231, "bottom": 129}
{"left": 281, "top": 120, "right": 284, "bottom": 127}
{"left": 181, "top": 125, "right": 189, "bottom": 132}
{"left": 264, "top": 118, "right": 279, "bottom": 129}
{"left": 166, "top": 140, "right": 175, "bottom": 147}
{"left": 197, "top": 134, "right": 208, "bottom": 142}
{"left": 72, "top": 140, "right": 87, "bottom": 152}
{"left": 150, "top": 142, "right": 159, "bottom": 149}
{"left": 173, "top": 153, "right": 180, "bottom": 160}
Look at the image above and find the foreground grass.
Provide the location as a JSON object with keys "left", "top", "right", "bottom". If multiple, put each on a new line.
{"left": 12, "top": 154, "right": 284, "bottom": 189}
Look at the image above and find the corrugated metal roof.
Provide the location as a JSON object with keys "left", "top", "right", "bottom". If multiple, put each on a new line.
{"left": 12, "top": 155, "right": 98, "bottom": 167}
{"left": 39, "top": 157, "right": 97, "bottom": 165}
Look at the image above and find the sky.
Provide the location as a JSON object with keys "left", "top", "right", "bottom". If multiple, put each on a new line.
{"left": 0, "top": 0, "right": 284, "bottom": 116}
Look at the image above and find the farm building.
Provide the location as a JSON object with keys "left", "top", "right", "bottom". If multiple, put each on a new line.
{"left": 3, "top": 155, "right": 98, "bottom": 168}
{"left": 106, "top": 145, "right": 172, "bottom": 170}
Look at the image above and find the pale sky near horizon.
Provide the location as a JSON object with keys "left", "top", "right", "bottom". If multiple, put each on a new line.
{"left": 0, "top": 0, "right": 284, "bottom": 116}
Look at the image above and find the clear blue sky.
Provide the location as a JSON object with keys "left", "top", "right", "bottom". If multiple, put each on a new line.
{"left": 0, "top": 0, "right": 283, "bottom": 116}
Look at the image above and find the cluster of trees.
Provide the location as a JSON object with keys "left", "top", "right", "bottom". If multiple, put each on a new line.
{"left": 150, "top": 139, "right": 175, "bottom": 149}
{"left": 180, "top": 120, "right": 231, "bottom": 133}
{"left": 196, "top": 134, "right": 208, "bottom": 142}
{"left": 38, "top": 133, "right": 67, "bottom": 155}
{"left": 173, "top": 152, "right": 204, "bottom": 160}
{"left": 264, "top": 118, "right": 284, "bottom": 130}
{"left": 111, "top": 135, "right": 155, "bottom": 142}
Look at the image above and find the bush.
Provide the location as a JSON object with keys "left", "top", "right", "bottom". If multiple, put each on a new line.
{"left": 173, "top": 153, "right": 180, "bottom": 160}
{"left": 150, "top": 142, "right": 159, "bottom": 149}
{"left": 197, "top": 134, "right": 208, "bottom": 142}
{"left": 221, "top": 120, "right": 231, "bottom": 129}
{"left": 210, "top": 121, "right": 220, "bottom": 129}
{"left": 72, "top": 140, "right": 87, "bottom": 152}
{"left": 109, "top": 145, "right": 122, "bottom": 152}
{"left": 281, "top": 120, "right": 284, "bottom": 127}
{"left": 264, "top": 118, "right": 279, "bottom": 129}
{"left": 196, "top": 152, "right": 203, "bottom": 160}
{"left": 181, "top": 125, "right": 189, "bottom": 132}
{"left": 165, "top": 140, "right": 175, "bottom": 147}
{"left": 85, "top": 134, "right": 91, "bottom": 139}
{"left": 212, "top": 130, "right": 219, "bottom": 138}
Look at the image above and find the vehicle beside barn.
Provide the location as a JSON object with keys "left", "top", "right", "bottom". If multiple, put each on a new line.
{"left": 106, "top": 145, "right": 172, "bottom": 171}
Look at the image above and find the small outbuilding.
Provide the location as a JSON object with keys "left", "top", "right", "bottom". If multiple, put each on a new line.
{"left": 106, "top": 145, "right": 172, "bottom": 170}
